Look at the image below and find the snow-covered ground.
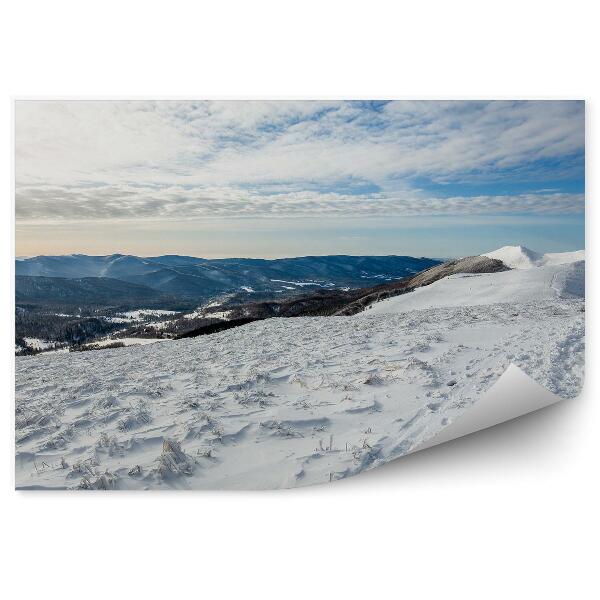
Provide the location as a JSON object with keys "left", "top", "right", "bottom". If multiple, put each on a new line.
{"left": 103, "top": 316, "right": 134, "bottom": 324}
{"left": 22, "top": 337, "right": 55, "bottom": 351}
{"left": 184, "top": 309, "right": 232, "bottom": 320}
{"left": 119, "top": 309, "right": 180, "bottom": 320}
{"left": 182, "top": 299, "right": 228, "bottom": 320}
{"left": 14, "top": 247, "right": 585, "bottom": 490}
{"left": 204, "top": 310, "right": 233, "bottom": 320}
{"left": 144, "top": 321, "right": 173, "bottom": 331}
{"left": 85, "top": 337, "right": 171, "bottom": 348}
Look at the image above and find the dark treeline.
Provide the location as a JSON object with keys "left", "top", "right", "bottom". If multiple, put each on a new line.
{"left": 15, "top": 307, "right": 225, "bottom": 352}
{"left": 120, "top": 316, "right": 223, "bottom": 339}
{"left": 16, "top": 311, "right": 122, "bottom": 347}
{"left": 16, "top": 275, "right": 197, "bottom": 311}
{"left": 176, "top": 317, "right": 264, "bottom": 339}
{"left": 70, "top": 341, "right": 125, "bottom": 352}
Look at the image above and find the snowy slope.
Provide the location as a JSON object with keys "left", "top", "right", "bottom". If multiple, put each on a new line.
{"left": 483, "top": 245, "right": 584, "bottom": 269}
{"left": 367, "top": 260, "right": 584, "bottom": 313}
{"left": 14, "top": 245, "right": 585, "bottom": 490}
{"left": 15, "top": 298, "right": 584, "bottom": 490}
{"left": 543, "top": 250, "right": 586, "bottom": 266}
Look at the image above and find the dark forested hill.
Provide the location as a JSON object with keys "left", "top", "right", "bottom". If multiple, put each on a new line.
{"left": 205, "top": 255, "right": 509, "bottom": 321}
{"left": 15, "top": 276, "right": 187, "bottom": 309}
{"left": 15, "top": 254, "right": 441, "bottom": 300}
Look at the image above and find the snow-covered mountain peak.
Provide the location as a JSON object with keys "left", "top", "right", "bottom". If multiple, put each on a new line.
{"left": 482, "top": 245, "right": 584, "bottom": 269}
{"left": 482, "top": 245, "right": 542, "bottom": 269}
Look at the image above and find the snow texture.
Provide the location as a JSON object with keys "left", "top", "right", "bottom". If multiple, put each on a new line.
{"left": 15, "top": 248, "right": 585, "bottom": 490}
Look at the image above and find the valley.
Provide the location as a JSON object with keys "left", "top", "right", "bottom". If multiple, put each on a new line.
{"left": 15, "top": 253, "right": 441, "bottom": 353}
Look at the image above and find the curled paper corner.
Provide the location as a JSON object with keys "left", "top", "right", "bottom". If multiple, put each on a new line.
{"left": 411, "top": 364, "right": 562, "bottom": 454}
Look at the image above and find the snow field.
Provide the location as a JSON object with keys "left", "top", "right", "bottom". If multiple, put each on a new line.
{"left": 15, "top": 298, "right": 584, "bottom": 489}
{"left": 14, "top": 247, "right": 585, "bottom": 489}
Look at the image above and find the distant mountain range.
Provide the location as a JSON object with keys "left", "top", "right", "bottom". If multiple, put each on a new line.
{"left": 214, "top": 254, "right": 510, "bottom": 321}
{"left": 15, "top": 253, "right": 441, "bottom": 303}
{"left": 15, "top": 275, "right": 184, "bottom": 309}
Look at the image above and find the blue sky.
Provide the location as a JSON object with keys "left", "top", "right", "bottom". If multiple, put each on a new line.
{"left": 15, "top": 100, "right": 584, "bottom": 258}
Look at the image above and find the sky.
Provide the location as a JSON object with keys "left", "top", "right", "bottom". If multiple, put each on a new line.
{"left": 15, "top": 100, "right": 585, "bottom": 258}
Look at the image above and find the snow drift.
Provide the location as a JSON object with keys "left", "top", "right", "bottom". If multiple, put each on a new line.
{"left": 483, "top": 245, "right": 585, "bottom": 269}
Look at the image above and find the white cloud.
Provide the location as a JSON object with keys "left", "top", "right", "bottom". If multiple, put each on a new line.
{"left": 15, "top": 100, "right": 584, "bottom": 222}
{"left": 15, "top": 182, "right": 584, "bottom": 222}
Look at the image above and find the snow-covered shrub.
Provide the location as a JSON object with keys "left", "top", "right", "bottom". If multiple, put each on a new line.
{"left": 77, "top": 470, "right": 118, "bottom": 490}
{"left": 235, "top": 389, "right": 274, "bottom": 407}
{"left": 39, "top": 424, "right": 75, "bottom": 450}
{"left": 259, "top": 420, "right": 303, "bottom": 438}
{"left": 68, "top": 457, "right": 99, "bottom": 479}
{"left": 357, "top": 372, "right": 385, "bottom": 386}
{"left": 118, "top": 400, "right": 151, "bottom": 431}
{"left": 155, "top": 439, "right": 194, "bottom": 478}
{"left": 96, "top": 432, "right": 123, "bottom": 456}
{"left": 93, "top": 395, "right": 120, "bottom": 411}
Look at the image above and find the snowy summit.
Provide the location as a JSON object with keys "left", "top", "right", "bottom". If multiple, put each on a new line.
{"left": 483, "top": 245, "right": 585, "bottom": 269}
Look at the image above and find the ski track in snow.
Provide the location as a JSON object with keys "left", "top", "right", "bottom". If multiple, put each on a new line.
{"left": 15, "top": 298, "right": 584, "bottom": 490}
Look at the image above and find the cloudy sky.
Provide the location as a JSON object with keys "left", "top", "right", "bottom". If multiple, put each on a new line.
{"left": 15, "top": 100, "right": 584, "bottom": 258}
